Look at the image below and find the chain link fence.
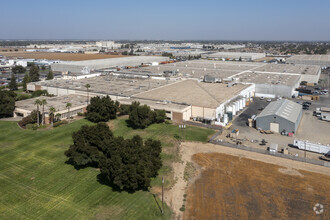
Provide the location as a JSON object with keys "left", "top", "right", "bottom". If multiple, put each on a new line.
{"left": 210, "top": 139, "right": 330, "bottom": 168}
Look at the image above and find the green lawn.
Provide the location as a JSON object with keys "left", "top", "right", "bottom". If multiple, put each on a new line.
{"left": 0, "top": 118, "right": 215, "bottom": 219}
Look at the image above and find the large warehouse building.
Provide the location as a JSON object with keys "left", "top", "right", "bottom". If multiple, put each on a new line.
{"left": 286, "top": 55, "right": 330, "bottom": 67}
{"left": 202, "top": 52, "right": 266, "bottom": 61}
{"left": 255, "top": 99, "right": 302, "bottom": 133}
{"left": 51, "top": 56, "right": 169, "bottom": 74}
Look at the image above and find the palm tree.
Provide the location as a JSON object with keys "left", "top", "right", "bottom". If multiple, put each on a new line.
{"left": 41, "top": 99, "right": 47, "bottom": 125}
{"left": 49, "top": 106, "right": 56, "bottom": 126}
{"left": 34, "top": 99, "right": 42, "bottom": 126}
{"left": 85, "top": 84, "right": 91, "bottom": 105}
{"left": 66, "top": 103, "right": 72, "bottom": 119}
{"left": 55, "top": 113, "right": 61, "bottom": 122}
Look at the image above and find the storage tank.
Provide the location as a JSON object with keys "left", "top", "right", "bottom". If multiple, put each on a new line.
{"left": 239, "top": 99, "right": 243, "bottom": 110}
{"left": 226, "top": 105, "right": 233, "bottom": 113}
{"left": 223, "top": 114, "right": 229, "bottom": 124}
{"left": 236, "top": 101, "right": 240, "bottom": 112}
{"left": 227, "top": 112, "right": 233, "bottom": 121}
{"left": 232, "top": 105, "right": 237, "bottom": 115}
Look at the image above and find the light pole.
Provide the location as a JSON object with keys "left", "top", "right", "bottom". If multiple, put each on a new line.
{"left": 161, "top": 176, "right": 164, "bottom": 214}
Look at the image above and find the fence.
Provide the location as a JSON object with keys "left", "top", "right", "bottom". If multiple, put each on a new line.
{"left": 185, "top": 120, "right": 222, "bottom": 130}
{"left": 210, "top": 139, "right": 330, "bottom": 168}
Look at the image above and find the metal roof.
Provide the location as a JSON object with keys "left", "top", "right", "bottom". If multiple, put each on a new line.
{"left": 256, "top": 99, "right": 302, "bottom": 123}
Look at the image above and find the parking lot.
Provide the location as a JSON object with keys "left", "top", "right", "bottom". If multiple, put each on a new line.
{"left": 222, "top": 96, "right": 330, "bottom": 161}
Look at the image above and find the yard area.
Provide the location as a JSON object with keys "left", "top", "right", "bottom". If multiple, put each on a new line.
{"left": 0, "top": 117, "right": 215, "bottom": 219}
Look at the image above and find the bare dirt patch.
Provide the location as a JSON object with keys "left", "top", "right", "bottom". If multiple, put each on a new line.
{"left": 1, "top": 52, "right": 128, "bottom": 61}
{"left": 184, "top": 152, "right": 330, "bottom": 220}
{"left": 165, "top": 142, "right": 330, "bottom": 220}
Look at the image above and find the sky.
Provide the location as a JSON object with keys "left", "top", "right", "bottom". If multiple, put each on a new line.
{"left": 1, "top": 0, "right": 330, "bottom": 41}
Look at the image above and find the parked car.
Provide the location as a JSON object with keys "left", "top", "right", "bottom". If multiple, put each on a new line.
{"left": 303, "top": 102, "right": 311, "bottom": 106}
{"left": 303, "top": 105, "right": 309, "bottom": 110}
{"left": 267, "top": 99, "right": 272, "bottom": 102}
{"left": 260, "top": 97, "right": 264, "bottom": 100}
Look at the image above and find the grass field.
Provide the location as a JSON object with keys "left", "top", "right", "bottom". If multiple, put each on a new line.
{"left": 0, "top": 52, "right": 128, "bottom": 61}
{"left": 0, "top": 118, "right": 214, "bottom": 219}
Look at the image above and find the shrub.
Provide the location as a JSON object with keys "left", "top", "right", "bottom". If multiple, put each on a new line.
{"left": 18, "top": 110, "right": 40, "bottom": 128}
{"left": 53, "top": 120, "right": 68, "bottom": 128}
{"left": 77, "top": 112, "right": 85, "bottom": 116}
{"left": 31, "top": 90, "right": 49, "bottom": 98}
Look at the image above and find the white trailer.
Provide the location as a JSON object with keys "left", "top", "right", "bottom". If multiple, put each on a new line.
{"left": 293, "top": 139, "right": 330, "bottom": 154}
{"left": 321, "top": 113, "right": 330, "bottom": 122}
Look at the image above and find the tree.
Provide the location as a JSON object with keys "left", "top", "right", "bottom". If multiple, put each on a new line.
{"left": 41, "top": 66, "right": 46, "bottom": 71}
{"left": 9, "top": 74, "right": 18, "bottom": 91}
{"left": 65, "top": 123, "right": 163, "bottom": 191}
{"left": 0, "top": 90, "right": 16, "bottom": 118}
{"left": 29, "top": 64, "right": 40, "bottom": 82}
{"left": 85, "top": 84, "right": 91, "bottom": 105}
{"left": 22, "top": 73, "right": 31, "bottom": 92}
{"left": 12, "top": 65, "right": 26, "bottom": 78}
{"left": 128, "top": 102, "right": 156, "bottom": 129}
{"left": 46, "top": 69, "right": 54, "bottom": 80}
{"left": 49, "top": 106, "right": 56, "bottom": 126}
{"left": 41, "top": 99, "right": 47, "bottom": 124}
{"left": 66, "top": 103, "right": 72, "bottom": 119}
{"left": 86, "top": 96, "right": 119, "bottom": 123}
{"left": 65, "top": 122, "right": 113, "bottom": 167}
{"left": 99, "top": 135, "right": 162, "bottom": 191}
{"left": 34, "top": 99, "right": 42, "bottom": 126}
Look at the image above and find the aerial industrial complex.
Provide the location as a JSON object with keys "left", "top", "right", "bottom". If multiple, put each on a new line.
{"left": 20, "top": 55, "right": 323, "bottom": 127}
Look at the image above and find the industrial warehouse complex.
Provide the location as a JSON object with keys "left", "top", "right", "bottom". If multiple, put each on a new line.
{"left": 286, "top": 55, "right": 330, "bottom": 67}
{"left": 19, "top": 55, "right": 323, "bottom": 127}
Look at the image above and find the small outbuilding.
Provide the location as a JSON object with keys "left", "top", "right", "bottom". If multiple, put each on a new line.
{"left": 256, "top": 99, "right": 302, "bottom": 133}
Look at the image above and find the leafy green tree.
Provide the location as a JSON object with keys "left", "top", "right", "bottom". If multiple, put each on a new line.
{"left": 65, "top": 122, "right": 113, "bottom": 167}
{"left": 12, "top": 65, "right": 26, "bottom": 76}
{"left": 0, "top": 90, "right": 16, "bottom": 118}
{"left": 9, "top": 74, "right": 18, "bottom": 91}
{"left": 129, "top": 102, "right": 156, "bottom": 129}
{"left": 22, "top": 73, "right": 31, "bottom": 91}
{"left": 86, "top": 96, "right": 119, "bottom": 123}
{"left": 65, "top": 123, "right": 162, "bottom": 192}
{"left": 99, "top": 135, "right": 162, "bottom": 191}
{"left": 29, "top": 64, "right": 40, "bottom": 82}
{"left": 46, "top": 70, "right": 54, "bottom": 80}
{"left": 155, "top": 110, "right": 166, "bottom": 123}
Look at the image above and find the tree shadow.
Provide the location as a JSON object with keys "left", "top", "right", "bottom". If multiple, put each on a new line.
{"left": 64, "top": 159, "right": 97, "bottom": 170}
{"left": 96, "top": 173, "right": 137, "bottom": 194}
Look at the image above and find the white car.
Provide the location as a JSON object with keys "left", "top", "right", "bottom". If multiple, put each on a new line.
{"left": 260, "top": 97, "right": 264, "bottom": 100}
{"left": 267, "top": 99, "right": 272, "bottom": 102}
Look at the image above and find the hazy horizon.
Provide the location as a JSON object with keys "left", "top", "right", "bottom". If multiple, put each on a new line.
{"left": 2, "top": 0, "right": 330, "bottom": 41}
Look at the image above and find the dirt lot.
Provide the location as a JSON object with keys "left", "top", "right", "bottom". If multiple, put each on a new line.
{"left": 166, "top": 142, "right": 330, "bottom": 219}
{"left": 184, "top": 152, "right": 330, "bottom": 220}
{"left": 0, "top": 51, "right": 127, "bottom": 61}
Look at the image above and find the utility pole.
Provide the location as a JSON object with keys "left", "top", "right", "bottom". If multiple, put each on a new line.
{"left": 161, "top": 176, "right": 164, "bottom": 214}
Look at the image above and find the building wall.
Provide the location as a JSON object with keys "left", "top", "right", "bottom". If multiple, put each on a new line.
{"left": 255, "top": 84, "right": 296, "bottom": 98}
{"left": 191, "top": 106, "right": 216, "bottom": 119}
{"left": 256, "top": 113, "right": 302, "bottom": 133}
